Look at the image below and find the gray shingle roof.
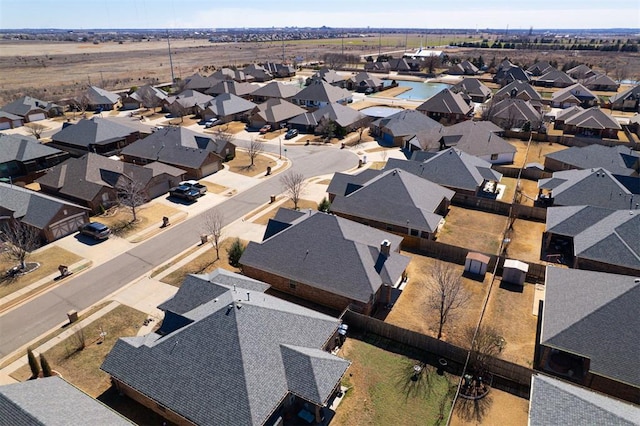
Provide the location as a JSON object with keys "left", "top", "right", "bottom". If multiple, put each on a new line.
{"left": 490, "top": 98, "right": 542, "bottom": 125}
{"left": 371, "top": 109, "right": 440, "bottom": 138}
{"left": 0, "top": 134, "right": 64, "bottom": 164}
{"left": 182, "top": 73, "right": 220, "bottom": 91}
{"left": 165, "top": 89, "right": 213, "bottom": 109}
{"left": 416, "top": 89, "right": 473, "bottom": 115}
{"left": 566, "top": 64, "right": 594, "bottom": 79}
{"left": 0, "top": 376, "right": 134, "bottom": 426}
{"left": 250, "top": 81, "right": 301, "bottom": 99}
{"left": 562, "top": 107, "right": 621, "bottom": 130}
{"left": 551, "top": 83, "right": 598, "bottom": 103}
{"left": 204, "top": 93, "right": 257, "bottom": 117}
{"left": 609, "top": 85, "right": 640, "bottom": 104}
{"left": 293, "top": 80, "right": 352, "bottom": 105}
{"left": 545, "top": 145, "right": 640, "bottom": 176}
{"left": 546, "top": 206, "right": 640, "bottom": 270}
{"left": 51, "top": 117, "right": 137, "bottom": 148}
{"left": 205, "top": 80, "right": 259, "bottom": 97}
{"left": 529, "top": 374, "right": 640, "bottom": 426}
{"left": 385, "top": 148, "right": 501, "bottom": 192}
{"left": 536, "top": 69, "right": 575, "bottom": 86}
{"left": 329, "top": 168, "right": 454, "bottom": 233}
{"left": 129, "top": 84, "right": 167, "bottom": 106}
{"left": 451, "top": 78, "right": 492, "bottom": 99}
{"left": 241, "top": 210, "right": 410, "bottom": 303}
{"left": 101, "top": 269, "right": 349, "bottom": 426}
{"left": 0, "top": 96, "right": 60, "bottom": 117}
{"left": 542, "top": 267, "right": 640, "bottom": 387}
{"left": 494, "top": 81, "right": 542, "bottom": 102}
{"left": 251, "top": 98, "right": 306, "bottom": 123}
{"left": 526, "top": 61, "right": 554, "bottom": 75}
{"left": 289, "top": 103, "right": 366, "bottom": 128}
{"left": 84, "top": 86, "right": 120, "bottom": 106}
{"left": 582, "top": 73, "right": 618, "bottom": 89}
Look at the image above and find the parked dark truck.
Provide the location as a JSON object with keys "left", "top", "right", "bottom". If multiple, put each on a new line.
{"left": 169, "top": 185, "right": 200, "bottom": 201}
{"left": 179, "top": 180, "right": 207, "bottom": 196}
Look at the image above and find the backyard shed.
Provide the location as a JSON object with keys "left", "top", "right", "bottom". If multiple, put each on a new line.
{"left": 502, "top": 259, "right": 529, "bottom": 286}
{"left": 464, "top": 252, "right": 491, "bottom": 277}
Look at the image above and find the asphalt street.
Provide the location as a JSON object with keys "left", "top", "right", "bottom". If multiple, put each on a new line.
{"left": 0, "top": 143, "right": 358, "bottom": 358}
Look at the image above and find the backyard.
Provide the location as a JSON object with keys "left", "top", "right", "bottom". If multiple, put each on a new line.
{"left": 509, "top": 139, "right": 567, "bottom": 168}
{"left": 334, "top": 337, "right": 455, "bottom": 426}
{"left": 226, "top": 151, "right": 278, "bottom": 177}
{"left": 450, "top": 387, "right": 529, "bottom": 426}
{"left": 437, "top": 206, "right": 507, "bottom": 255}
{"left": 504, "top": 219, "right": 547, "bottom": 264}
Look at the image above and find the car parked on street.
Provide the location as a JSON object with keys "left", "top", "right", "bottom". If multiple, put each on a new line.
{"left": 284, "top": 128, "right": 299, "bottom": 139}
{"left": 169, "top": 185, "right": 200, "bottom": 202}
{"left": 205, "top": 119, "right": 221, "bottom": 128}
{"left": 259, "top": 124, "right": 272, "bottom": 134}
{"left": 179, "top": 180, "right": 207, "bottom": 196}
{"left": 79, "top": 222, "right": 111, "bottom": 240}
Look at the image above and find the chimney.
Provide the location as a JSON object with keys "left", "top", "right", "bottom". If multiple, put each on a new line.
{"left": 380, "top": 239, "right": 391, "bottom": 257}
{"left": 246, "top": 292, "right": 250, "bottom": 301}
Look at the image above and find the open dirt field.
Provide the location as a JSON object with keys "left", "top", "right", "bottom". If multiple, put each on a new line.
{"left": 438, "top": 206, "right": 507, "bottom": 255}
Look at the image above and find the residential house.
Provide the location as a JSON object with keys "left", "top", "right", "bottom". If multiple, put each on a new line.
{"left": 101, "top": 269, "right": 350, "bottom": 426}
{"left": 263, "top": 62, "right": 296, "bottom": 78}
{"left": 210, "top": 67, "right": 254, "bottom": 82}
{"left": 537, "top": 168, "right": 637, "bottom": 210}
{"left": 493, "top": 60, "right": 530, "bottom": 86}
{"left": 0, "top": 96, "right": 63, "bottom": 122}
{"left": 181, "top": 73, "right": 220, "bottom": 92}
{"left": 50, "top": 117, "right": 140, "bottom": 156}
{"left": 536, "top": 267, "right": 640, "bottom": 404}
{"left": 628, "top": 113, "right": 640, "bottom": 137}
{"left": 385, "top": 148, "right": 503, "bottom": 198}
{"left": 550, "top": 83, "right": 598, "bottom": 109}
{"left": 609, "top": 85, "right": 640, "bottom": 112}
{"left": 406, "top": 120, "right": 516, "bottom": 164}
{"left": 526, "top": 61, "right": 554, "bottom": 76}
{"left": 37, "top": 153, "right": 185, "bottom": 214}
{"left": 543, "top": 206, "right": 640, "bottom": 275}
{"left": 241, "top": 209, "right": 411, "bottom": 315}
{"left": 451, "top": 78, "right": 492, "bottom": 103}
{"left": 204, "top": 80, "right": 259, "bottom": 99}
{"left": 369, "top": 109, "right": 440, "bottom": 146}
{"left": 0, "top": 110, "right": 24, "bottom": 129}
{"left": 416, "top": 88, "right": 474, "bottom": 125}
{"left": 582, "top": 73, "right": 619, "bottom": 92}
{"left": 0, "top": 182, "right": 89, "bottom": 243}
{"left": 565, "top": 64, "right": 595, "bottom": 80}
{"left": 493, "top": 81, "right": 543, "bottom": 105}
{"left": 0, "top": 376, "right": 134, "bottom": 425}
{"left": 121, "top": 85, "right": 167, "bottom": 110}
{"left": 364, "top": 61, "right": 391, "bottom": 73}
{"left": 81, "top": 86, "right": 120, "bottom": 111}
{"left": 327, "top": 168, "right": 454, "bottom": 245}
{"left": 250, "top": 81, "right": 301, "bottom": 103}
{"left": 288, "top": 102, "right": 369, "bottom": 135}
{"left": 487, "top": 98, "right": 542, "bottom": 130}
{"left": 0, "top": 134, "right": 68, "bottom": 179}
{"left": 555, "top": 107, "right": 621, "bottom": 138}
{"left": 121, "top": 127, "right": 233, "bottom": 179}
{"left": 529, "top": 374, "right": 640, "bottom": 425}
{"left": 242, "top": 63, "right": 274, "bottom": 82}
{"left": 308, "top": 68, "right": 348, "bottom": 87}
{"left": 291, "top": 80, "right": 352, "bottom": 110}
{"left": 199, "top": 93, "right": 257, "bottom": 123}
{"left": 544, "top": 145, "right": 639, "bottom": 176}
{"left": 447, "top": 60, "right": 479, "bottom": 75}
{"left": 533, "top": 69, "right": 575, "bottom": 88}
{"left": 248, "top": 98, "right": 307, "bottom": 129}
{"left": 404, "top": 48, "right": 443, "bottom": 60}
{"left": 347, "top": 72, "right": 385, "bottom": 93}
{"left": 163, "top": 89, "right": 214, "bottom": 118}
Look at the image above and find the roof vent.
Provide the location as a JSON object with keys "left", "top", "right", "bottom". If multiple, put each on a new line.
{"left": 246, "top": 292, "right": 250, "bottom": 301}
{"left": 380, "top": 239, "right": 391, "bottom": 257}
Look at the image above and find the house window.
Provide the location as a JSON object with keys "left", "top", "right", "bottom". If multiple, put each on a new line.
{"left": 491, "top": 153, "right": 499, "bottom": 160}
{"left": 410, "top": 229, "right": 419, "bottom": 237}
{"left": 289, "top": 280, "right": 297, "bottom": 289}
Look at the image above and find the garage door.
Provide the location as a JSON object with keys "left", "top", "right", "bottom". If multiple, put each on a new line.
{"left": 0, "top": 121, "right": 9, "bottom": 130}
{"left": 147, "top": 180, "right": 170, "bottom": 199}
{"left": 29, "top": 113, "right": 46, "bottom": 122}
{"left": 49, "top": 213, "right": 87, "bottom": 241}
{"left": 200, "top": 160, "right": 221, "bottom": 177}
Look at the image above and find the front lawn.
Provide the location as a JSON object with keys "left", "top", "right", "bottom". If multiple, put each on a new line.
{"left": 226, "top": 151, "right": 278, "bottom": 177}
{"left": 96, "top": 203, "right": 180, "bottom": 239}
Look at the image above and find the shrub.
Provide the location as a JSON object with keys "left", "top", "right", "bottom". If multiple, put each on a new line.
{"left": 27, "top": 348, "right": 40, "bottom": 379}
{"left": 227, "top": 238, "right": 245, "bottom": 268}
{"left": 318, "top": 197, "right": 331, "bottom": 212}
{"left": 40, "top": 353, "right": 53, "bottom": 377}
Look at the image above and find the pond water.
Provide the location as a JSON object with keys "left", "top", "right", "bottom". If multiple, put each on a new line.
{"left": 388, "top": 80, "right": 450, "bottom": 100}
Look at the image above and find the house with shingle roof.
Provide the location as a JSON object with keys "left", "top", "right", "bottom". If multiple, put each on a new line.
{"left": 204, "top": 80, "right": 259, "bottom": 98}
{"left": 451, "top": 78, "right": 492, "bottom": 103}
{"left": 347, "top": 72, "right": 384, "bottom": 93}
{"left": 487, "top": 98, "right": 542, "bottom": 130}
{"left": 0, "top": 110, "right": 24, "bottom": 129}
{"left": 0, "top": 133, "right": 68, "bottom": 179}
{"left": 609, "top": 85, "right": 640, "bottom": 112}
{"left": 493, "top": 81, "right": 543, "bottom": 104}
{"left": 262, "top": 62, "right": 296, "bottom": 78}
{"left": 242, "top": 63, "right": 274, "bottom": 82}
{"left": 210, "top": 67, "right": 254, "bottom": 82}
{"left": 448, "top": 60, "right": 479, "bottom": 76}
{"left": 582, "top": 73, "right": 619, "bottom": 92}
{"left": 528, "top": 374, "right": 640, "bottom": 425}
{"left": 248, "top": 98, "right": 307, "bottom": 129}
{"left": 406, "top": 120, "right": 516, "bottom": 164}
{"left": 199, "top": 93, "right": 257, "bottom": 123}
{"left": 0, "top": 376, "right": 134, "bottom": 425}
{"left": 288, "top": 102, "right": 369, "bottom": 134}
{"left": 1, "top": 96, "right": 63, "bottom": 122}
{"left": 328, "top": 168, "right": 454, "bottom": 242}
{"left": 494, "top": 62, "right": 530, "bottom": 86}
{"left": 544, "top": 145, "right": 639, "bottom": 176}
{"left": 533, "top": 69, "right": 575, "bottom": 88}
{"left": 385, "top": 148, "right": 503, "bottom": 197}
{"left": 364, "top": 61, "right": 391, "bottom": 73}
{"left": 416, "top": 89, "right": 474, "bottom": 125}
{"left": 551, "top": 83, "right": 598, "bottom": 109}
{"left": 102, "top": 268, "right": 350, "bottom": 426}
{"left": 291, "top": 80, "right": 352, "bottom": 110}
{"left": 537, "top": 168, "right": 637, "bottom": 209}
{"left": 526, "top": 61, "right": 554, "bottom": 77}
{"left": 308, "top": 68, "right": 348, "bottom": 87}
{"left": 81, "top": 86, "right": 120, "bottom": 111}
{"left": 37, "top": 153, "right": 184, "bottom": 213}
{"left": 566, "top": 64, "right": 595, "bottom": 80}
{"left": 0, "top": 182, "right": 89, "bottom": 243}
{"left": 543, "top": 206, "right": 640, "bottom": 274}
{"left": 162, "top": 89, "right": 214, "bottom": 117}
{"left": 554, "top": 107, "right": 621, "bottom": 138}
{"left": 250, "top": 81, "right": 301, "bottom": 103}
{"left": 121, "top": 127, "right": 232, "bottom": 179}
{"left": 536, "top": 267, "right": 640, "bottom": 403}
{"left": 121, "top": 84, "right": 167, "bottom": 110}
{"left": 50, "top": 117, "right": 140, "bottom": 156}
{"left": 370, "top": 109, "right": 440, "bottom": 146}
{"left": 241, "top": 209, "right": 411, "bottom": 315}
{"left": 181, "top": 73, "right": 220, "bottom": 92}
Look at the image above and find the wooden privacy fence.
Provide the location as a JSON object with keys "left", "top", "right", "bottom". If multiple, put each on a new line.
{"left": 451, "top": 194, "right": 547, "bottom": 221}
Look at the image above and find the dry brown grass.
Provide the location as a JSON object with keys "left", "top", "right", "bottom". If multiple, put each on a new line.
{"left": 205, "top": 121, "right": 246, "bottom": 134}
{"left": 0, "top": 247, "right": 83, "bottom": 300}
{"left": 505, "top": 219, "right": 546, "bottom": 264}
{"left": 10, "top": 304, "right": 147, "bottom": 397}
{"left": 438, "top": 207, "right": 507, "bottom": 255}
{"left": 160, "top": 238, "right": 244, "bottom": 286}
{"left": 161, "top": 114, "right": 200, "bottom": 127}
{"left": 201, "top": 181, "right": 228, "bottom": 194}
{"left": 252, "top": 199, "right": 318, "bottom": 225}
{"left": 499, "top": 177, "right": 540, "bottom": 206}
{"left": 226, "top": 151, "right": 277, "bottom": 177}
{"left": 510, "top": 139, "right": 567, "bottom": 168}
{"left": 261, "top": 128, "right": 287, "bottom": 140}
{"left": 96, "top": 203, "right": 180, "bottom": 238}
{"left": 450, "top": 386, "right": 529, "bottom": 426}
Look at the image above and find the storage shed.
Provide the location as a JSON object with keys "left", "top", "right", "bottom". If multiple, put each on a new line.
{"left": 502, "top": 259, "right": 529, "bottom": 286}
{"left": 464, "top": 252, "right": 490, "bottom": 277}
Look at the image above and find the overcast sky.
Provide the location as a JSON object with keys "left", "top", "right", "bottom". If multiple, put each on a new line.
{"left": 1, "top": 0, "right": 638, "bottom": 30}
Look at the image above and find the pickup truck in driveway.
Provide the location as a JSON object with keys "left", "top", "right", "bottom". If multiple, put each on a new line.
{"left": 169, "top": 185, "right": 200, "bottom": 201}
{"left": 180, "top": 180, "right": 207, "bottom": 196}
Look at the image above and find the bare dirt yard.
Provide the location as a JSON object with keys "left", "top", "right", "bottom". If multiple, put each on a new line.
{"left": 505, "top": 219, "right": 546, "bottom": 264}
{"left": 226, "top": 151, "right": 278, "bottom": 177}
{"left": 95, "top": 203, "right": 181, "bottom": 239}
{"left": 510, "top": 139, "right": 567, "bottom": 168}
{"left": 438, "top": 206, "right": 507, "bottom": 255}
{"left": 450, "top": 386, "right": 529, "bottom": 426}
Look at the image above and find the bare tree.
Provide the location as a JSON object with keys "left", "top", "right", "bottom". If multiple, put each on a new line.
{"left": 280, "top": 171, "right": 308, "bottom": 210}
{"left": 421, "top": 55, "right": 441, "bottom": 74}
{"left": 203, "top": 209, "right": 224, "bottom": 260}
{"left": 138, "top": 87, "right": 165, "bottom": 112}
{"left": 316, "top": 117, "right": 337, "bottom": 143}
{"left": 24, "top": 122, "right": 47, "bottom": 140}
{"left": 247, "top": 137, "right": 264, "bottom": 167}
{"left": 426, "top": 261, "right": 470, "bottom": 339}
{"left": 212, "top": 127, "right": 235, "bottom": 161}
{"left": 0, "top": 219, "right": 41, "bottom": 270}
{"left": 116, "top": 177, "right": 146, "bottom": 223}
{"left": 321, "top": 53, "right": 348, "bottom": 70}
{"left": 167, "top": 102, "right": 186, "bottom": 123}
{"left": 465, "top": 324, "right": 504, "bottom": 376}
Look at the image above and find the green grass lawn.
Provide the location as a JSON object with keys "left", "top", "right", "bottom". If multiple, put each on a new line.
{"left": 334, "top": 337, "right": 456, "bottom": 426}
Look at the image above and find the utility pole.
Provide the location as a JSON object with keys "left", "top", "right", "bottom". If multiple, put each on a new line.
{"left": 282, "top": 35, "right": 285, "bottom": 62}
{"left": 378, "top": 32, "right": 381, "bottom": 58}
{"left": 100, "top": 70, "right": 105, "bottom": 88}
{"left": 167, "top": 30, "right": 176, "bottom": 83}
{"left": 404, "top": 30, "right": 408, "bottom": 53}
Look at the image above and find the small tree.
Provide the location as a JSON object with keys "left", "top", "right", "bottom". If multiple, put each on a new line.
{"left": 212, "top": 127, "right": 235, "bottom": 161}
{"left": 27, "top": 348, "right": 40, "bottom": 379}
{"left": 316, "top": 117, "right": 337, "bottom": 143}
{"left": 426, "top": 261, "right": 470, "bottom": 339}
{"left": 24, "top": 122, "right": 47, "bottom": 140}
{"left": 40, "top": 353, "right": 53, "bottom": 377}
{"left": 0, "top": 219, "right": 40, "bottom": 270}
{"left": 116, "top": 177, "right": 146, "bottom": 223}
{"left": 203, "top": 209, "right": 224, "bottom": 260}
{"left": 466, "top": 324, "right": 504, "bottom": 377}
{"left": 247, "top": 137, "right": 264, "bottom": 167}
{"left": 227, "top": 238, "right": 244, "bottom": 268}
{"left": 280, "top": 171, "right": 307, "bottom": 210}
{"left": 318, "top": 197, "right": 331, "bottom": 212}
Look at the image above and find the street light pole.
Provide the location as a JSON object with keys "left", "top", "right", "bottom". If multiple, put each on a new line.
{"left": 279, "top": 137, "right": 282, "bottom": 159}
